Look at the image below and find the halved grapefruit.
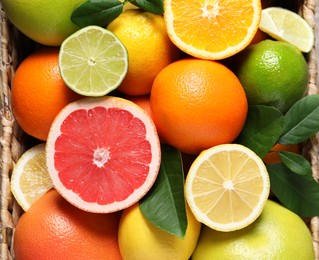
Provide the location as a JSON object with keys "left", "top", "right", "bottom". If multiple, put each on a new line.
{"left": 46, "top": 96, "right": 161, "bottom": 213}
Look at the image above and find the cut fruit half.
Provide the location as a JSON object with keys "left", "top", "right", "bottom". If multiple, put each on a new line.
{"left": 259, "top": 7, "right": 314, "bottom": 53}
{"left": 59, "top": 25, "right": 128, "bottom": 97}
{"left": 185, "top": 144, "right": 270, "bottom": 232}
{"left": 46, "top": 96, "right": 161, "bottom": 213}
{"left": 11, "top": 143, "right": 53, "bottom": 211}
{"left": 164, "top": 0, "right": 261, "bottom": 60}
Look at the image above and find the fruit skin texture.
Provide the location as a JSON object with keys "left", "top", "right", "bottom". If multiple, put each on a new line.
{"left": 12, "top": 47, "right": 81, "bottom": 141}
{"left": 235, "top": 40, "right": 308, "bottom": 113}
{"left": 150, "top": 58, "right": 248, "bottom": 154}
{"left": 118, "top": 203, "right": 201, "bottom": 260}
{"left": 263, "top": 143, "right": 300, "bottom": 164}
{"left": 1, "top": 0, "right": 85, "bottom": 46}
{"left": 107, "top": 9, "right": 181, "bottom": 96}
{"left": 13, "top": 189, "right": 123, "bottom": 260}
{"left": 192, "top": 200, "right": 315, "bottom": 260}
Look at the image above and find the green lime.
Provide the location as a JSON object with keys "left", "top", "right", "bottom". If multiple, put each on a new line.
{"left": 59, "top": 25, "right": 128, "bottom": 97}
{"left": 192, "top": 200, "right": 315, "bottom": 260}
{"left": 234, "top": 40, "right": 308, "bottom": 113}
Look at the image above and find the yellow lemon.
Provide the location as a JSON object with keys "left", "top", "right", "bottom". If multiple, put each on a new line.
{"left": 107, "top": 9, "right": 181, "bottom": 96}
{"left": 118, "top": 202, "right": 201, "bottom": 260}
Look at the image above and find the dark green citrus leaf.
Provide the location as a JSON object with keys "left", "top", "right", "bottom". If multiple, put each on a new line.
{"left": 279, "top": 151, "right": 312, "bottom": 176}
{"left": 236, "top": 105, "right": 284, "bottom": 158}
{"left": 134, "top": 0, "right": 164, "bottom": 14}
{"left": 268, "top": 163, "right": 319, "bottom": 216}
{"left": 140, "top": 144, "right": 187, "bottom": 238}
{"left": 279, "top": 94, "right": 319, "bottom": 144}
{"left": 71, "top": 0, "right": 123, "bottom": 28}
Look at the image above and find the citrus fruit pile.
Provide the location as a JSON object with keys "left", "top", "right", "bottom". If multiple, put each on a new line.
{"left": 4, "top": 0, "right": 317, "bottom": 258}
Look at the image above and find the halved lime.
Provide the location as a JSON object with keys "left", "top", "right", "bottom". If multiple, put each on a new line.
{"left": 259, "top": 7, "right": 314, "bottom": 53}
{"left": 59, "top": 25, "right": 128, "bottom": 96}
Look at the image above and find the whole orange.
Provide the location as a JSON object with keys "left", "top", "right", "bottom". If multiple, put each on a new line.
{"left": 13, "top": 189, "right": 123, "bottom": 260}
{"left": 263, "top": 143, "right": 300, "bottom": 164}
{"left": 12, "top": 47, "right": 81, "bottom": 141}
{"left": 150, "top": 58, "right": 248, "bottom": 154}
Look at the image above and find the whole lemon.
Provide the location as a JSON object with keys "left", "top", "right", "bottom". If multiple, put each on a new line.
{"left": 107, "top": 9, "right": 181, "bottom": 96}
{"left": 234, "top": 40, "right": 308, "bottom": 113}
{"left": 118, "top": 202, "right": 202, "bottom": 260}
{"left": 0, "top": 0, "right": 85, "bottom": 46}
{"left": 192, "top": 200, "right": 315, "bottom": 260}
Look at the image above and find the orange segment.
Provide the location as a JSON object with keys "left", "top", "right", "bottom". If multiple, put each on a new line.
{"left": 164, "top": 0, "right": 262, "bottom": 60}
{"left": 185, "top": 144, "right": 270, "bottom": 231}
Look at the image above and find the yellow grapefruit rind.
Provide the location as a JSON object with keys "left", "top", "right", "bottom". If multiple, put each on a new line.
{"left": 164, "top": 0, "right": 262, "bottom": 60}
{"left": 185, "top": 144, "right": 270, "bottom": 232}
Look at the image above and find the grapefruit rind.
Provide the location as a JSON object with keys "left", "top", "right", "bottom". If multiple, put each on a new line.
{"left": 46, "top": 96, "right": 161, "bottom": 213}
{"left": 185, "top": 144, "right": 270, "bottom": 232}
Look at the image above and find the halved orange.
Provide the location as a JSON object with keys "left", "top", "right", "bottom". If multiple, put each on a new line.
{"left": 164, "top": 0, "right": 262, "bottom": 60}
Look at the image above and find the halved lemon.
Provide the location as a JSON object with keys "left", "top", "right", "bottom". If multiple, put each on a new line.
{"left": 185, "top": 144, "right": 270, "bottom": 232}
{"left": 11, "top": 143, "right": 53, "bottom": 211}
{"left": 59, "top": 25, "right": 128, "bottom": 96}
{"left": 259, "top": 7, "right": 314, "bottom": 53}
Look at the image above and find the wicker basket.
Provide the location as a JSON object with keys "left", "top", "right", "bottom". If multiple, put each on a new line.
{"left": 0, "top": 1, "right": 318, "bottom": 259}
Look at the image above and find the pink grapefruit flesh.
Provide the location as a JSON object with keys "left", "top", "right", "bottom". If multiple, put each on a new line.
{"left": 46, "top": 96, "right": 161, "bottom": 213}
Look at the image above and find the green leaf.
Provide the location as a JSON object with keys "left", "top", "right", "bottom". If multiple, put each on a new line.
{"left": 71, "top": 0, "right": 123, "bottom": 28}
{"left": 279, "top": 151, "right": 312, "bottom": 176}
{"left": 279, "top": 94, "right": 319, "bottom": 144}
{"left": 133, "top": 0, "right": 164, "bottom": 14}
{"left": 236, "top": 105, "right": 284, "bottom": 158}
{"left": 140, "top": 144, "right": 187, "bottom": 238}
{"left": 268, "top": 163, "right": 319, "bottom": 216}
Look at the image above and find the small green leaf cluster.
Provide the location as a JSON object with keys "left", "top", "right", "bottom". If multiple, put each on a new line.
{"left": 236, "top": 94, "right": 319, "bottom": 217}
{"left": 71, "top": 0, "right": 164, "bottom": 28}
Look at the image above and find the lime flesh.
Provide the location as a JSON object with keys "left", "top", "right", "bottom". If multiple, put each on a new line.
{"left": 59, "top": 26, "right": 128, "bottom": 97}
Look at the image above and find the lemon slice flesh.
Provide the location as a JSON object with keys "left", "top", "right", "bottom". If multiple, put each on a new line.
{"left": 59, "top": 25, "right": 128, "bottom": 97}
{"left": 185, "top": 144, "right": 270, "bottom": 232}
{"left": 259, "top": 7, "right": 314, "bottom": 53}
{"left": 11, "top": 143, "right": 53, "bottom": 211}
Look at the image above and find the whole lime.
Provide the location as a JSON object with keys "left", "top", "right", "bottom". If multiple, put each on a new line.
{"left": 235, "top": 40, "right": 308, "bottom": 113}
{"left": 1, "top": 0, "right": 86, "bottom": 46}
{"left": 192, "top": 200, "right": 315, "bottom": 260}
